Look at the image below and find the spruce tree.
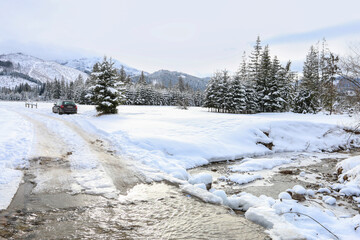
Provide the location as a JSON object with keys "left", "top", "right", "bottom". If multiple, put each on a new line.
{"left": 249, "top": 36, "right": 262, "bottom": 83}
{"left": 204, "top": 72, "right": 221, "bottom": 111}
{"left": 119, "top": 65, "right": 127, "bottom": 83}
{"left": 178, "top": 76, "right": 185, "bottom": 92}
{"left": 88, "top": 57, "right": 125, "bottom": 114}
{"left": 267, "top": 56, "right": 283, "bottom": 112}
{"left": 322, "top": 52, "right": 339, "bottom": 114}
{"left": 238, "top": 52, "right": 257, "bottom": 113}
{"left": 231, "top": 73, "right": 247, "bottom": 113}
{"left": 258, "top": 45, "right": 272, "bottom": 112}
{"left": 299, "top": 45, "right": 321, "bottom": 113}
{"left": 138, "top": 71, "right": 147, "bottom": 85}
{"left": 279, "top": 61, "right": 294, "bottom": 112}
{"left": 52, "top": 78, "right": 61, "bottom": 99}
{"left": 216, "top": 70, "right": 230, "bottom": 112}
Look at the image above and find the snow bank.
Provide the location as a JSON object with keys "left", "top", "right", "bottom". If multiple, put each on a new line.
{"left": 180, "top": 184, "right": 223, "bottom": 205}
{"left": 232, "top": 192, "right": 360, "bottom": 240}
{"left": 188, "top": 173, "right": 212, "bottom": 185}
{"left": 0, "top": 107, "right": 33, "bottom": 210}
{"left": 336, "top": 155, "right": 360, "bottom": 196}
{"left": 228, "top": 173, "right": 263, "bottom": 185}
{"left": 65, "top": 106, "right": 359, "bottom": 183}
{"left": 229, "top": 157, "right": 292, "bottom": 172}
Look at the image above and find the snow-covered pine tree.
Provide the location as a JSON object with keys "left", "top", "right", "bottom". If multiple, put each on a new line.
{"left": 124, "top": 75, "right": 132, "bottom": 86}
{"left": 266, "top": 56, "right": 283, "bottom": 112}
{"left": 238, "top": 53, "right": 258, "bottom": 113}
{"left": 249, "top": 37, "right": 262, "bottom": 83}
{"left": 203, "top": 72, "right": 221, "bottom": 112}
{"left": 88, "top": 57, "right": 125, "bottom": 114}
{"left": 138, "top": 71, "right": 147, "bottom": 85}
{"left": 67, "top": 81, "right": 74, "bottom": 100}
{"left": 258, "top": 45, "right": 272, "bottom": 112}
{"left": 279, "top": 61, "right": 294, "bottom": 112}
{"left": 321, "top": 53, "right": 339, "bottom": 114}
{"left": 298, "top": 45, "right": 321, "bottom": 113}
{"left": 52, "top": 78, "right": 61, "bottom": 99}
{"left": 60, "top": 77, "right": 66, "bottom": 99}
{"left": 119, "top": 65, "right": 127, "bottom": 84}
{"left": 217, "top": 70, "right": 230, "bottom": 112}
{"left": 177, "top": 76, "right": 186, "bottom": 92}
{"left": 73, "top": 74, "right": 85, "bottom": 103}
{"left": 293, "top": 89, "right": 318, "bottom": 114}
{"left": 224, "top": 80, "right": 235, "bottom": 113}
{"left": 319, "top": 40, "right": 339, "bottom": 115}
{"left": 231, "top": 72, "right": 247, "bottom": 113}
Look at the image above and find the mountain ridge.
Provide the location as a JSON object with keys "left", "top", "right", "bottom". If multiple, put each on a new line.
{"left": 0, "top": 53, "right": 209, "bottom": 91}
{"left": 0, "top": 53, "right": 88, "bottom": 87}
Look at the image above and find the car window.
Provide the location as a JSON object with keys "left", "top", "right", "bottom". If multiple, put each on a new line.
{"left": 63, "top": 101, "right": 75, "bottom": 105}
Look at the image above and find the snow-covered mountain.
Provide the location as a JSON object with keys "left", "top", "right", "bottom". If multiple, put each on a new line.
{"left": 56, "top": 57, "right": 143, "bottom": 76}
{"left": 0, "top": 53, "right": 88, "bottom": 87}
{"left": 57, "top": 57, "right": 209, "bottom": 90}
{"left": 133, "top": 69, "right": 210, "bottom": 91}
{"left": 0, "top": 53, "right": 209, "bottom": 91}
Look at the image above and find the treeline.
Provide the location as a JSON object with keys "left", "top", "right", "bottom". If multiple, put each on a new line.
{"left": 0, "top": 65, "right": 204, "bottom": 107}
{"left": 204, "top": 37, "right": 339, "bottom": 114}
{"left": 124, "top": 70, "right": 204, "bottom": 106}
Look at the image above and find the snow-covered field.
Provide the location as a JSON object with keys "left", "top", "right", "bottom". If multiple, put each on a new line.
{"left": 0, "top": 107, "right": 33, "bottom": 209}
{"left": 1, "top": 101, "right": 360, "bottom": 239}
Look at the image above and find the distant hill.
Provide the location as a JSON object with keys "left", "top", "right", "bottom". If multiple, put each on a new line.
{"left": 133, "top": 69, "right": 210, "bottom": 91}
{"left": 0, "top": 53, "right": 88, "bottom": 88}
{"left": 57, "top": 57, "right": 210, "bottom": 91}
{"left": 56, "top": 57, "right": 144, "bottom": 76}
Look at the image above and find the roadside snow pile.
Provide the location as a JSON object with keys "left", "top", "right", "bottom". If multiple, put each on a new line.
{"left": 0, "top": 107, "right": 33, "bottom": 210}
{"left": 229, "top": 157, "right": 292, "bottom": 172}
{"left": 336, "top": 155, "right": 360, "bottom": 197}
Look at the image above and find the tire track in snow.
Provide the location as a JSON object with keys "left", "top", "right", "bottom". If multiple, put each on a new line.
{"left": 18, "top": 110, "right": 144, "bottom": 196}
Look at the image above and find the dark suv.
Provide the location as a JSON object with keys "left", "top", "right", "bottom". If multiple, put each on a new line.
{"left": 52, "top": 100, "right": 77, "bottom": 115}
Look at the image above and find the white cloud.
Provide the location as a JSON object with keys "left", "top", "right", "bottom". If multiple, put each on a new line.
{"left": 1, "top": 0, "right": 360, "bottom": 76}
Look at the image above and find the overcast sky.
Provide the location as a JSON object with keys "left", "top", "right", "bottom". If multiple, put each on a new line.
{"left": 1, "top": 0, "right": 360, "bottom": 76}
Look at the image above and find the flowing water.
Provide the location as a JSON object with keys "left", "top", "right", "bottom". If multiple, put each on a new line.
{"left": 3, "top": 151, "right": 356, "bottom": 239}
{"left": 189, "top": 152, "right": 347, "bottom": 199}
{"left": 1, "top": 178, "right": 267, "bottom": 239}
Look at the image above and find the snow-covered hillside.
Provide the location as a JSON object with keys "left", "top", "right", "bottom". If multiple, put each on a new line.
{"left": 0, "top": 53, "right": 88, "bottom": 84}
{"left": 0, "top": 75, "right": 38, "bottom": 89}
{"left": 141, "top": 69, "right": 209, "bottom": 90}
{"left": 56, "top": 57, "right": 143, "bottom": 76}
